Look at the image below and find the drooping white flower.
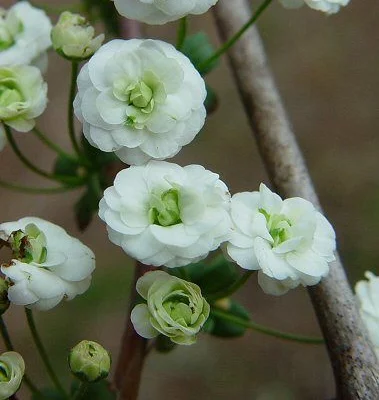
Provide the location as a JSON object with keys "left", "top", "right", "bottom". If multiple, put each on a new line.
{"left": 99, "top": 161, "right": 231, "bottom": 268}
{"left": 51, "top": 11, "right": 104, "bottom": 61}
{"left": 279, "top": 0, "right": 350, "bottom": 14}
{"left": 0, "top": 2, "right": 52, "bottom": 68}
{"left": 355, "top": 271, "right": 379, "bottom": 359}
{"left": 74, "top": 39, "right": 206, "bottom": 165}
{"left": 0, "top": 65, "right": 48, "bottom": 132}
{"left": 112, "top": 0, "right": 218, "bottom": 25}
{"left": 0, "top": 217, "right": 95, "bottom": 311}
{"left": 226, "top": 184, "right": 336, "bottom": 295}
{"left": 0, "top": 352, "right": 25, "bottom": 400}
{"left": 131, "top": 271, "right": 210, "bottom": 345}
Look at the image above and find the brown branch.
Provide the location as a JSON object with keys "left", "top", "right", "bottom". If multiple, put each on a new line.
{"left": 212, "top": 0, "right": 379, "bottom": 399}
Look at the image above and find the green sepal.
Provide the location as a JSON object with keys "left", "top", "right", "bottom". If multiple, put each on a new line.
{"left": 206, "top": 301, "right": 250, "bottom": 338}
{"left": 155, "top": 334, "right": 177, "bottom": 353}
{"left": 180, "top": 32, "right": 219, "bottom": 76}
{"left": 70, "top": 380, "right": 116, "bottom": 399}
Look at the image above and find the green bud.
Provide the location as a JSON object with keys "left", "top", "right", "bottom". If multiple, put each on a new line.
{"left": 0, "top": 352, "right": 25, "bottom": 399}
{"left": 0, "top": 278, "right": 9, "bottom": 316}
{"left": 51, "top": 11, "right": 104, "bottom": 60}
{"left": 9, "top": 223, "right": 47, "bottom": 264}
{"left": 68, "top": 340, "right": 111, "bottom": 383}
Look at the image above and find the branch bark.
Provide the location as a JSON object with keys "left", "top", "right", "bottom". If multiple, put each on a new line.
{"left": 212, "top": 1, "right": 379, "bottom": 398}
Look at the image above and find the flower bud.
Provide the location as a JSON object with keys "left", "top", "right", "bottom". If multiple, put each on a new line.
{"left": 68, "top": 341, "right": 111, "bottom": 383}
{"left": 0, "top": 277, "right": 9, "bottom": 315}
{"left": 0, "top": 352, "right": 25, "bottom": 399}
{"left": 51, "top": 11, "right": 104, "bottom": 60}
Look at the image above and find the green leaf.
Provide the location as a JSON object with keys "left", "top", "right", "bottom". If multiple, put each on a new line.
{"left": 81, "top": 136, "right": 117, "bottom": 168}
{"left": 71, "top": 380, "right": 116, "bottom": 400}
{"left": 182, "top": 255, "right": 240, "bottom": 296}
{"left": 204, "top": 84, "right": 218, "bottom": 115}
{"left": 32, "top": 388, "right": 65, "bottom": 400}
{"left": 181, "top": 32, "right": 219, "bottom": 75}
{"left": 206, "top": 301, "right": 250, "bottom": 338}
{"left": 74, "top": 178, "right": 101, "bottom": 231}
{"left": 54, "top": 155, "right": 80, "bottom": 177}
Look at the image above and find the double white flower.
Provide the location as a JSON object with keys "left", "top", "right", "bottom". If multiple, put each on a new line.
{"left": 74, "top": 39, "right": 206, "bottom": 165}
{"left": 99, "top": 161, "right": 231, "bottom": 268}
{"left": 226, "top": 184, "right": 336, "bottom": 295}
{"left": 0, "top": 217, "right": 95, "bottom": 311}
{"left": 0, "top": 2, "right": 51, "bottom": 69}
{"left": 0, "top": 65, "right": 48, "bottom": 132}
{"left": 355, "top": 271, "right": 379, "bottom": 359}
{"left": 279, "top": 0, "right": 350, "bottom": 14}
{"left": 113, "top": 0, "right": 218, "bottom": 25}
{"left": 0, "top": 352, "right": 25, "bottom": 400}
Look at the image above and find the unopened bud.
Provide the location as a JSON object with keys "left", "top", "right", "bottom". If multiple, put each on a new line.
{"left": 51, "top": 11, "right": 104, "bottom": 60}
{"left": 68, "top": 340, "right": 111, "bottom": 383}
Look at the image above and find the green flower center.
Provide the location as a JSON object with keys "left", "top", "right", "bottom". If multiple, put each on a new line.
{"left": 10, "top": 223, "right": 47, "bottom": 264}
{"left": 0, "top": 10, "right": 23, "bottom": 52}
{"left": 149, "top": 189, "right": 182, "bottom": 227}
{"left": 163, "top": 293, "right": 194, "bottom": 326}
{"left": 259, "top": 208, "right": 292, "bottom": 247}
{"left": 0, "top": 363, "right": 9, "bottom": 382}
{"left": 0, "top": 82, "right": 23, "bottom": 107}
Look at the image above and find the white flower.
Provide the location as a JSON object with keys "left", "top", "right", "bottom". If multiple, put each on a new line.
{"left": 0, "top": 125, "right": 5, "bottom": 151}
{"left": 51, "top": 11, "right": 104, "bottom": 61}
{"left": 0, "top": 65, "right": 48, "bottom": 132}
{"left": 279, "top": 0, "right": 350, "bottom": 14}
{"left": 74, "top": 39, "right": 206, "bottom": 165}
{"left": 355, "top": 271, "right": 379, "bottom": 359}
{"left": 226, "top": 184, "right": 336, "bottom": 295}
{"left": 0, "top": 217, "right": 95, "bottom": 311}
{"left": 99, "top": 161, "right": 231, "bottom": 268}
{"left": 112, "top": 0, "right": 218, "bottom": 25}
{"left": 0, "top": 2, "right": 51, "bottom": 68}
{"left": 0, "top": 352, "right": 25, "bottom": 400}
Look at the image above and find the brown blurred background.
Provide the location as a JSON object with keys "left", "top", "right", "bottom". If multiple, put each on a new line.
{"left": 1, "top": 0, "right": 379, "bottom": 399}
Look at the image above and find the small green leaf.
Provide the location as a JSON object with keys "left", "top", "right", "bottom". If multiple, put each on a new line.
{"left": 204, "top": 84, "right": 218, "bottom": 115}
{"left": 71, "top": 380, "right": 116, "bottom": 399}
{"left": 207, "top": 301, "right": 250, "bottom": 338}
{"left": 155, "top": 334, "right": 177, "bottom": 353}
{"left": 81, "top": 136, "right": 117, "bottom": 168}
{"left": 74, "top": 179, "right": 101, "bottom": 231}
{"left": 181, "top": 32, "right": 219, "bottom": 75}
{"left": 182, "top": 255, "right": 240, "bottom": 296}
{"left": 54, "top": 155, "right": 80, "bottom": 177}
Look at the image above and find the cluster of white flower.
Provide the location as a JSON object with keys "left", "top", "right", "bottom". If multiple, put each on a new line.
{"left": 0, "top": 217, "right": 95, "bottom": 311}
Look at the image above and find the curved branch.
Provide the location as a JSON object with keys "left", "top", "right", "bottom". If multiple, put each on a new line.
{"left": 212, "top": 1, "right": 379, "bottom": 398}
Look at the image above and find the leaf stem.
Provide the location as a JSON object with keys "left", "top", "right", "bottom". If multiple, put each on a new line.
{"left": 33, "top": 127, "right": 83, "bottom": 165}
{"left": 25, "top": 309, "right": 68, "bottom": 398}
{"left": 207, "top": 271, "right": 254, "bottom": 302}
{"left": 3, "top": 124, "right": 84, "bottom": 186}
{"left": 211, "top": 308, "right": 325, "bottom": 344}
{"left": 199, "top": 0, "right": 273, "bottom": 71}
{"left": 0, "top": 179, "right": 76, "bottom": 195}
{"left": 0, "top": 316, "right": 44, "bottom": 397}
{"left": 176, "top": 17, "right": 188, "bottom": 50}
{"left": 68, "top": 62, "right": 83, "bottom": 158}
{"left": 72, "top": 381, "right": 88, "bottom": 400}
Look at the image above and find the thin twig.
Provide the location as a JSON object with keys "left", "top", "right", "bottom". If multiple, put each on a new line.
{"left": 212, "top": 0, "right": 379, "bottom": 398}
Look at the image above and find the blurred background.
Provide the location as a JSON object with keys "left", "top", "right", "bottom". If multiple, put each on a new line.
{"left": 1, "top": 0, "right": 378, "bottom": 399}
